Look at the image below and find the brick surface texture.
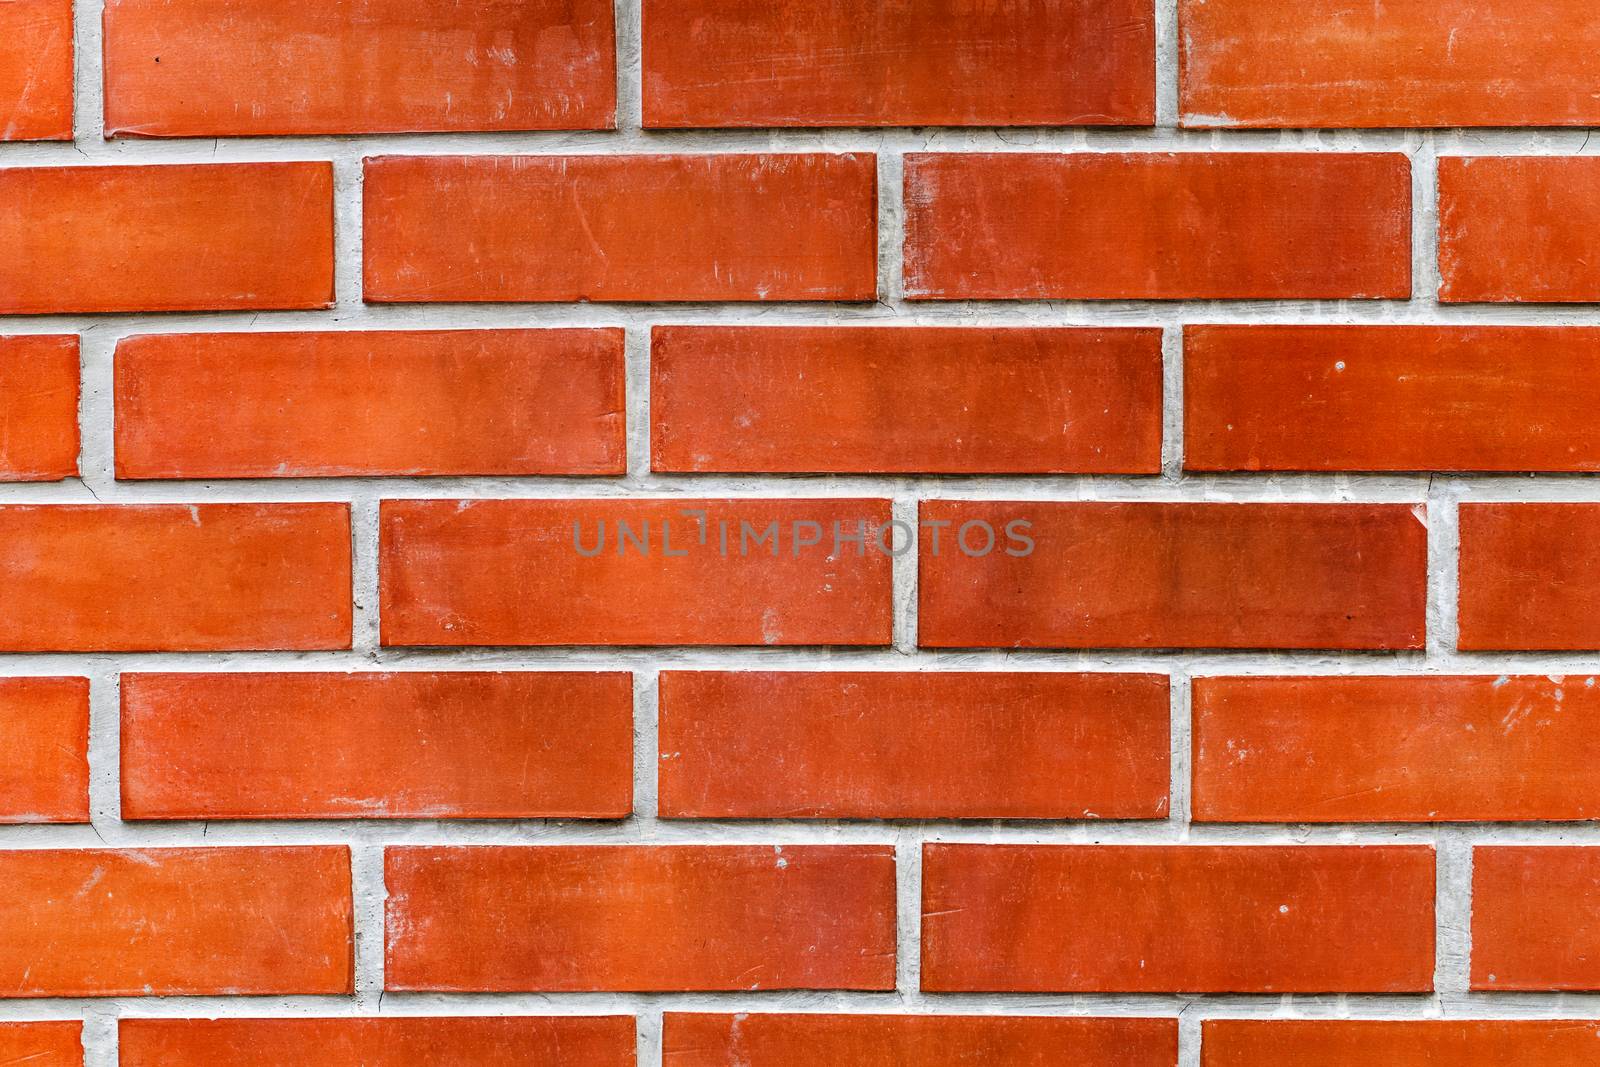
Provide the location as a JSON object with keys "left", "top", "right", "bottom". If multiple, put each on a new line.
{"left": 0, "top": 1, "right": 1595, "bottom": 1063}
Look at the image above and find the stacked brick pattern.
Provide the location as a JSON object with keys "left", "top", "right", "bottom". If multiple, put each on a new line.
{"left": 5, "top": 0, "right": 1600, "bottom": 1064}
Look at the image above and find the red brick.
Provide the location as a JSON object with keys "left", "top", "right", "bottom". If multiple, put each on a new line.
{"left": 651, "top": 326, "right": 1162, "bottom": 474}
{"left": 0, "top": 1023, "right": 79, "bottom": 1066}
{"left": 664, "top": 1014, "right": 1177, "bottom": 1067}
{"left": 918, "top": 501, "right": 1427, "bottom": 650}
{"left": 642, "top": 0, "right": 1154, "bottom": 128}
{"left": 0, "top": 335, "right": 77, "bottom": 481}
{"left": 380, "top": 498, "right": 891, "bottom": 647}
{"left": 0, "top": 677, "right": 88, "bottom": 823}
{"left": 658, "top": 671, "right": 1169, "bottom": 820}
{"left": 1473, "top": 847, "right": 1600, "bottom": 990}
{"left": 1439, "top": 157, "right": 1600, "bottom": 303}
{"left": 1186, "top": 325, "right": 1600, "bottom": 472}
{"left": 0, "top": 163, "right": 333, "bottom": 314}
{"left": 0, "top": 503, "right": 350, "bottom": 652}
{"left": 384, "top": 845, "right": 895, "bottom": 992}
{"left": 103, "top": 0, "right": 615, "bottom": 137}
{"left": 114, "top": 329, "right": 625, "bottom": 479}
{"left": 0, "top": 0, "right": 72, "bottom": 140}
{"left": 1194, "top": 675, "right": 1600, "bottom": 823}
{"left": 119, "top": 1017, "right": 634, "bottom": 1067}
{"left": 364, "top": 154, "right": 876, "bottom": 303}
{"left": 0, "top": 847, "right": 351, "bottom": 997}
{"left": 1458, "top": 503, "right": 1600, "bottom": 651}
{"left": 1202, "top": 1020, "right": 1600, "bottom": 1067}
{"left": 1181, "top": 0, "right": 1600, "bottom": 128}
{"left": 921, "top": 844, "right": 1435, "bottom": 993}
{"left": 903, "top": 153, "right": 1410, "bottom": 300}
{"left": 121, "top": 671, "right": 633, "bottom": 820}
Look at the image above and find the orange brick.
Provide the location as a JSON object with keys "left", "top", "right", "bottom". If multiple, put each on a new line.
{"left": 103, "top": 0, "right": 615, "bottom": 136}
{"left": 120, "top": 1017, "right": 634, "bottom": 1067}
{"left": 115, "top": 329, "right": 625, "bottom": 479}
{"left": 1181, "top": 0, "right": 1600, "bottom": 128}
{"left": 642, "top": 0, "right": 1154, "bottom": 127}
{"left": 1440, "top": 157, "right": 1600, "bottom": 303}
{"left": 651, "top": 326, "right": 1162, "bottom": 474}
{"left": 658, "top": 671, "right": 1169, "bottom": 819}
{"left": 1473, "top": 847, "right": 1600, "bottom": 990}
{"left": 0, "top": 335, "right": 77, "bottom": 481}
{"left": 918, "top": 501, "right": 1427, "bottom": 650}
{"left": 1186, "top": 325, "right": 1600, "bottom": 472}
{"left": 0, "top": 677, "right": 88, "bottom": 823}
{"left": 364, "top": 154, "right": 876, "bottom": 303}
{"left": 0, "top": 847, "right": 351, "bottom": 996}
{"left": 0, "top": 1022, "right": 79, "bottom": 1066}
{"left": 0, "top": 163, "right": 333, "bottom": 314}
{"left": 385, "top": 845, "right": 896, "bottom": 992}
{"left": 121, "top": 672, "right": 633, "bottom": 820}
{"left": 664, "top": 1014, "right": 1177, "bottom": 1067}
{"left": 1194, "top": 675, "right": 1600, "bottom": 823}
{"left": 922, "top": 844, "right": 1435, "bottom": 993}
{"left": 1202, "top": 1020, "right": 1600, "bottom": 1067}
{"left": 380, "top": 498, "right": 892, "bottom": 647}
{"left": 0, "top": 0, "right": 72, "bottom": 140}
{"left": 0, "top": 503, "right": 350, "bottom": 652}
{"left": 1458, "top": 503, "right": 1600, "bottom": 650}
{"left": 903, "top": 153, "right": 1410, "bottom": 300}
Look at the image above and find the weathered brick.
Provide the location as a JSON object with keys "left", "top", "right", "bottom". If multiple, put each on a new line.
{"left": 0, "top": 677, "right": 88, "bottom": 824}
{"left": 0, "top": 335, "right": 77, "bottom": 481}
{"left": 0, "top": 0, "right": 72, "bottom": 140}
{"left": 1439, "top": 157, "right": 1600, "bottom": 303}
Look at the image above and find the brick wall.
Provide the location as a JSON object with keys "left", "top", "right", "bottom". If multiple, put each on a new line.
{"left": 2, "top": 1, "right": 1599, "bottom": 1064}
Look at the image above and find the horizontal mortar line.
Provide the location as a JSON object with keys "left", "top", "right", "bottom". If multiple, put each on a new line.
{"left": 22, "top": 304, "right": 1600, "bottom": 333}
{"left": 0, "top": 126, "right": 1597, "bottom": 161}
{"left": 9, "top": 990, "right": 1600, "bottom": 1017}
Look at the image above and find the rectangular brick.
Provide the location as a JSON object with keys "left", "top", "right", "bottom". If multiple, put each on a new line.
{"left": 1186, "top": 325, "right": 1600, "bottom": 472}
{"left": 103, "top": 0, "right": 615, "bottom": 137}
{"left": 903, "top": 153, "right": 1410, "bottom": 300}
{"left": 0, "top": 1023, "right": 79, "bottom": 1066}
{"left": 0, "top": 847, "right": 351, "bottom": 996}
{"left": 658, "top": 671, "right": 1169, "bottom": 820}
{"left": 0, "top": 335, "right": 77, "bottom": 481}
{"left": 1203, "top": 1020, "right": 1600, "bottom": 1067}
{"left": 385, "top": 845, "right": 895, "bottom": 992}
{"left": 0, "top": 0, "right": 72, "bottom": 140}
{"left": 0, "top": 163, "right": 333, "bottom": 314}
{"left": 119, "top": 1017, "right": 634, "bottom": 1067}
{"left": 1473, "top": 847, "right": 1600, "bottom": 990}
{"left": 121, "top": 671, "right": 633, "bottom": 820}
{"left": 114, "top": 329, "right": 625, "bottom": 479}
{"left": 380, "top": 498, "right": 892, "bottom": 647}
{"left": 664, "top": 1014, "right": 1177, "bottom": 1067}
{"left": 1181, "top": 0, "right": 1600, "bottom": 128}
{"left": 1194, "top": 675, "right": 1600, "bottom": 823}
{"left": 364, "top": 154, "right": 876, "bottom": 303}
{"left": 0, "top": 503, "right": 350, "bottom": 652}
{"left": 1439, "top": 157, "right": 1600, "bottom": 303}
{"left": 918, "top": 501, "right": 1427, "bottom": 650}
{"left": 922, "top": 844, "right": 1435, "bottom": 993}
{"left": 642, "top": 0, "right": 1154, "bottom": 127}
{"left": 651, "top": 326, "right": 1162, "bottom": 474}
{"left": 0, "top": 676, "right": 88, "bottom": 823}
{"left": 1458, "top": 503, "right": 1600, "bottom": 651}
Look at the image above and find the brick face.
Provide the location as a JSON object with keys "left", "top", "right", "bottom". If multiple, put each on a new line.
{"left": 103, "top": 0, "right": 616, "bottom": 136}
{"left": 384, "top": 845, "right": 896, "bottom": 992}
{"left": 903, "top": 153, "right": 1411, "bottom": 300}
{"left": 642, "top": 0, "right": 1155, "bottom": 128}
{"left": 363, "top": 154, "right": 877, "bottom": 303}
{"left": 0, "top": 164, "right": 334, "bottom": 314}
{"left": 12, "top": 0, "right": 1600, "bottom": 1053}
{"left": 0, "top": 0, "right": 72, "bottom": 141}
{"left": 115, "top": 329, "right": 626, "bottom": 478}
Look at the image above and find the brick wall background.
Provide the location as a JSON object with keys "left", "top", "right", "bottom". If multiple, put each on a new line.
{"left": 5, "top": 0, "right": 1600, "bottom": 1064}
